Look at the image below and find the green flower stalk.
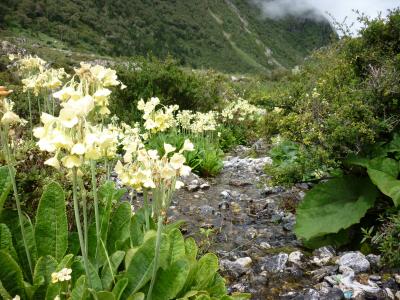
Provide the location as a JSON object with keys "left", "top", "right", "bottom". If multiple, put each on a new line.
{"left": 0, "top": 87, "right": 33, "bottom": 277}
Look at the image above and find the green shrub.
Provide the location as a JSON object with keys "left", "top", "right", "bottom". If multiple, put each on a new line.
{"left": 146, "top": 131, "right": 224, "bottom": 177}
{"left": 110, "top": 56, "right": 225, "bottom": 123}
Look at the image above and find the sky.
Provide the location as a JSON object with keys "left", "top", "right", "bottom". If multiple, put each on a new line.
{"left": 250, "top": 0, "right": 400, "bottom": 34}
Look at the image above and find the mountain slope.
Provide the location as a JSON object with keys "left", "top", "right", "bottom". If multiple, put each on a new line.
{"left": 0, "top": 0, "right": 334, "bottom": 73}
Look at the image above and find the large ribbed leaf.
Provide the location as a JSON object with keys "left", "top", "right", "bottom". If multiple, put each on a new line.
{"left": 151, "top": 258, "right": 190, "bottom": 300}
{"left": 295, "top": 176, "right": 378, "bottom": 241}
{"left": 0, "top": 166, "right": 11, "bottom": 214}
{"left": 107, "top": 202, "right": 132, "bottom": 253}
{"left": 35, "top": 182, "right": 68, "bottom": 261}
{"left": 0, "top": 209, "right": 37, "bottom": 281}
{"left": 366, "top": 158, "right": 400, "bottom": 207}
{"left": 191, "top": 253, "right": 220, "bottom": 291}
{"left": 32, "top": 255, "right": 58, "bottom": 299}
{"left": 101, "top": 250, "right": 125, "bottom": 290}
{"left": 123, "top": 231, "right": 170, "bottom": 297}
{"left": 112, "top": 278, "right": 128, "bottom": 300}
{"left": 0, "top": 223, "right": 18, "bottom": 262}
{"left": 167, "top": 229, "right": 186, "bottom": 266}
{"left": 0, "top": 250, "right": 25, "bottom": 298}
{"left": 71, "top": 275, "right": 88, "bottom": 300}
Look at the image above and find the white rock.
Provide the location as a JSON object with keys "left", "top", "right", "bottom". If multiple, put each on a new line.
{"left": 338, "top": 251, "right": 370, "bottom": 273}
{"left": 236, "top": 257, "right": 252, "bottom": 269}
{"left": 288, "top": 251, "right": 303, "bottom": 266}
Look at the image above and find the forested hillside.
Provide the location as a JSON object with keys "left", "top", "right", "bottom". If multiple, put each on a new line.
{"left": 0, "top": 0, "right": 334, "bottom": 72}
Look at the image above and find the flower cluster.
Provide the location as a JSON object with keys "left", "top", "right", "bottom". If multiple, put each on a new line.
{"left": 176, "top": 110, "right": 218, "bottom": 133}
{"left": 138, "top": 97, "right": 178, "bottom": 133}
{"left": 34, "top": 63, "right": 125, "bottom": 170}
{"left": 51, "top": 268, "right": 72, "bottom": 283}
{"left": 115, "top": 139, "right": 194, "bottom": 193}
{"left": 0, "top": 87, "right": 25, "bottom": 126}
{"left": 221, "top": 99, "right": 265, "bottom": 122}
{"left": 9, "top": 54, "right": 69, "bottom": 96}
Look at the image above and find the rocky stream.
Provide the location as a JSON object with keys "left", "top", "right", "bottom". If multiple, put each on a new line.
{"left": 166, "top": 141, "right": 400, "bottom": 300}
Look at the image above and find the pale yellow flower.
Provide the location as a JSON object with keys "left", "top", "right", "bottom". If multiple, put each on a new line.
{"left": 170, "top": 153, "right": 186, "bottom": 169}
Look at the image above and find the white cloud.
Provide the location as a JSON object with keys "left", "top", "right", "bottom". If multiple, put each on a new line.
{"left": 250, "top": 0, "right": 400, "bottom": 34}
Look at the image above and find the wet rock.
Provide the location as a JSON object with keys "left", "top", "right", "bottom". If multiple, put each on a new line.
{"left": 386, "top": 288, "right": 395, "bottom": 300}
{"left": 198, "top": 205, "right": 214, "bottom": 216}
{"left": 220, "top": 257, "right": 252, "bottom": 278}
{"left": 200, "top": 183, "right": 210, "bottom": 190}
{"left": 262, "top": 186, "right": 285, "bottom": 196}
{"left": 303, "top": 288, "right": 320, "bottom": 300}
{"left": 259, "top": 242, "right": 271, "bottom": 249}
{"left": 220, "top": 190, "right": 232, "bottom": 200}
{"left": 283, "top": 213, "right": 296, "bottom": 231}
{"left": 339, "top": 252, "right": 370, "bottom": 273}
{"left": 369, "top": 275, "right": 381, "bottom": 282}
{"left": 218, "top": 201, "right": 230, "bottom": 210}
{"left": 382, "top": 278, "right": 399, "bottom": 290}
{"left": 229, "top": 179, "right": 252, "bottom": 187}
{"left": 366, "top": 254, "right": 381, "bottom": 269}
{"left": 261, "top": 253, "right": 288, "bottom": 273}
{"left": 320, "top": 287, "right": 344, "bottom": 300}
{"left": 288, "top": 250, "right": 303, "bottom": 266}
{"left": 395, "top": 291, "right": 400, "bottom": 299}
{"left": 312, "top": 246, "right": 336, "bottom": 266}
{"left": 230, "top": 283, "right": 248, "bottom": 293}
{"left": 395, "top": 274, "right": 400, "bottom": 284}
{"left": 186, "top": 184, "right": 200, "bottom": 192}
{"left": 336, "top": 267, "right": 382, "bottom": 298}
{"left": 311, "top": 265, "right": 339, "bottom": 281}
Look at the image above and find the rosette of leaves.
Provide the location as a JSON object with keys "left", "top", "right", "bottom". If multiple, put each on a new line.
{"left": 295, "top": 134, "right": 400, "bottom": 249}
{"left": 0, "top": 179, "right": 250, "bottom": 299}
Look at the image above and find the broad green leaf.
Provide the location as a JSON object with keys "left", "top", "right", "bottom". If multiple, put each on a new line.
{"left": 191, "top": 253, "right": 220, "bottom": 291}
{"left": 0, "top": 209, "right": 37, "bottom": 281}
{"left": 71, "top": 275, "right": 88, "bottom": 300}
{"left": 112, "top": 278, "right": 128, "bottom": 300}
{"left": 45, "top": 283, "right": 61, "bottom": 300}
{"left": 151, "top": 258, "right": 190, "bottom": 300}
{"left": 33, "top": 255, "right": 58, "bottom": 286}
{"left": 206, "top": 273, "right": 226, "bottom": 298}
{"left": 96, "top": 291, "right": 116, "bottom": 300}
{"left": 0, "top": 250, "right": 25, "bottom": 298}
{"left": 123, "top": 231, "right": 170, "bottom": 297}
{"left": 295, "top": 176, "right": 378, "bottom": 241}
{"left": 302, "top": 229, "right": 351, "bottom": 249}
{"left": 57, "top": 254, "right": 74, "bottom": 270}
{"left": 107, "top": 202, "right": 132, "bottom": 253}
{"left": 88, "top": 260, "right": 103, "bottom": 291}
{"left": 0, "top": 223, "right": 18, "bottom": 262}
{"left": 35, "top": 182, "right": 68, "bottom": 261}
{"left": 365, "top": 158, "right": 400, "bottom": 207}
{"left": 126, "top": 293, "right": 145, "bottom": 300}
{"left": 184, "top": 237, "right": 198, "bottom": 261}
{"left": 32, "top": 255, "right": 58, "bottom": 299}
{"left": 130, "top": 209, "right": 146, "bottom": 247}
{"left": 71, "top": 258, "right": 85, "bottom": 286}
{"left": 0, "top": 280, "right": 11, "bottom": 299}
{"left": 0, "top": 166, "right": 11, "bottom": 214}
{"left": 168, "top": 229, "right": 186, "bottom": 265}
{"left": 101, "top": 250, "right": 125, "bottom": 290}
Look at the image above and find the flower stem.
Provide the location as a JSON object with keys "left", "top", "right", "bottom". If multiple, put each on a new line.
{"left": 27, "top": 90, "right": 33, "bottom": 140}
{"left": 143, "top": 190, "right": 150, "bottom": 231}
{"left": 72, "top": 167, "right": 91, "bottom": 287}
{"left": 78, "top": 178, "right": 88, "bottom": 255}
{"left": 147, "top": 215, "right": 163, "bottom": 300}
{"left": 90, "top": 160, "right": 101, "bottom": 260}
{"left": 1, "top": 126, "right": 33, "bottom": 277}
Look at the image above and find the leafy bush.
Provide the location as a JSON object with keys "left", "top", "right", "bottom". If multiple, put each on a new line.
{"left": 110, "top": 57, "right": 225, "bottom": 123}
{"left": 364, "top": 211, "right": 400, "bottom": 268}
{"left": 146, "top": 131, "right": 224, "bottom": 177}
{"left": 265, "top": 139, "right": 334, "bottom": 186}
